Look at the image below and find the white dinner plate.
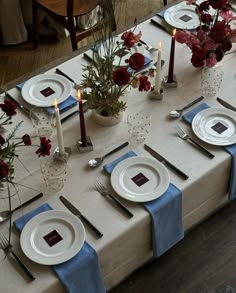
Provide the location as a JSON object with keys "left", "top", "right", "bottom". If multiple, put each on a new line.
{"left": 164, "top": 4, "right": 199, "bottom": 29}
{"left": 21, "top": 74, "right": 72, "bottom": 107}
{"left": 192, "top": 108, "right": 236, "bottom": 146}
{"left": 111, "top": 156, "right": 170, "bottom": 202}
{"left": 20, "top": 210, "right": 85, "bottom": 265}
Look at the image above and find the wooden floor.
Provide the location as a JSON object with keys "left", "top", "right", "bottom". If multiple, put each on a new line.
{"left": 112, "top": 201, "right": 236, "bottom": 293}
{"left": 0, "top": 0, "right": 167, "bottom": 88}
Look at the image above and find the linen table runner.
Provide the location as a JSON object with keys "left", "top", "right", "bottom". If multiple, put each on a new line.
{"left": 103, "top": 151, "right": 184, "bottom": 257}
{"left": 14, "top": 203, "right": 105, "bottom": 293}
{"left": 182, "top": 102, "right": 236, "bottom": 200}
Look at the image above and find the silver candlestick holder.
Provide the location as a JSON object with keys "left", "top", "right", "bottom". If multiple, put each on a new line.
{"left": 163, "top": 75, "right": 178, "bottom": 88}
{"left": 148, "top": 87, "right": 164, "bottom": 100}
{"left": 53, "top": 146, "right": 71, "bottom": 162}
{"left": 77, "top": 136, "right": 93, "bottom": 153}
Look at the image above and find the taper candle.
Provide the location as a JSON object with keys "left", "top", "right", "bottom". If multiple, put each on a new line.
{"left": 77, "top": 90, "right": 87, "bottom": 146}
{"left": 167, "top": 29, "right": 176, "bottom": 83}
{"left": 154, "top": 41, "right": 162, "bottom": 93}
{"left": 54, "top": 99, "right": 66, "bottom": 155}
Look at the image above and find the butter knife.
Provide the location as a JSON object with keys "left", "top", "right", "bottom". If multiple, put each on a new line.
{"left": 5, "top": 92, "right": 39, "bottom": 120}
{"left": 59, "top": 196, "right": 103, "bottom": 238}
{"left": 144, "top": 144, "right": 189, "bottom": 180}
{"left": 150, "top": 19, "right": 171, "bottom": 34}
{"left": 216, "top": 97, "right": 236, "bottom": 112}
{"left": 5, "top": 92, "right": 31, "bottom": 116}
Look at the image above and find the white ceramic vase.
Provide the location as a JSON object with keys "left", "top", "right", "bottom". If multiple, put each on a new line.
{"left": 91, "top": 109, "right": 123, "bottom": 126}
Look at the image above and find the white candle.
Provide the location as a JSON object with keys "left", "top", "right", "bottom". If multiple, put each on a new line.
{"left": 154, "top": 42, "right": 162, "bottom": 94}
{"left": 54, "top": 99, "right": 65, "bottom": 155}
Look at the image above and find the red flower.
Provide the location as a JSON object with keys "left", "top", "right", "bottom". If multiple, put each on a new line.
{"left": 121, "top": 31, "right": 142, "bottom": 49}
{"left": 0, "top": 135, "right": 5, "bottom": 145}
{"left": 128, "top": 53, "right": 145, "bottom": 71}
{"left": 22, "top": 134, "right": 32, "bottom": 145}
{"left": 208, "top": 0, "right": 231, "bottom": 11}
{"left": 191, "top": 45, "right": 207, "bottom": 67}
{"left": 0, "top": 100, "right": 17, "bottom": 117}
{"left": 113, "top": 68, "right": 131, "bottom": 86}
{"left": 209, "top": 21, "right": 229, "bottom": 44}
{"left": 36, "top": 137, "right": 51, "bottom": 157}
{"left": 138, "top": 76, "right": 151, "bottom": 91}
{"left": 200, "top": 13, "right": 213, "bottom": 24}
{"left": 0, "top": 161, "right": 9, "bottom": 178}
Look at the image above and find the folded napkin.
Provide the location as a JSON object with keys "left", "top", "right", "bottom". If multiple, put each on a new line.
{"left": 104, "top": 152, "right": 184, "bottom": 257}
{"left": 16, "top": 82, "right": 77, "bottom": 114}
{"left": 182, "top": 103, "right": 236, "bottom": 200}
{"left": 14, "top": 203, "right": 105, "bottom": 293}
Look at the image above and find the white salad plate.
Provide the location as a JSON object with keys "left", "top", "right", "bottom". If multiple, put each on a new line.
{"left": 192, "top": 108, "right": 236, "bottom": 146}
{"left": 164, "top": 4, "right": 199, "bottom": 29}
{"left": 20, "top": 210, "right": 85, "bottom": 265}
{"left": 21, "top": 74, "right": 72, "bottom": 107}
{"left": 111, "top": 156, "right": 170, "bottom": 202}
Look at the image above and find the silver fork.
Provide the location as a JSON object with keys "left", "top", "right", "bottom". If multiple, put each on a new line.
{"left": 139, "top": 40, "right": 158, "bottom": 52}
{"left": 95, "top": 181, "right": 133, "bottom": 218}
{"left": 0, "top": 234, "right": 35, "bottom": 281}
{"left": 175, "top": 125, "right": 215, "bottom": 159}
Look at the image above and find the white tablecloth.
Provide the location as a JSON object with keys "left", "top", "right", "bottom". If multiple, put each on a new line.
{"left": 0, "top": 13, "right": 235, "bottom": 292}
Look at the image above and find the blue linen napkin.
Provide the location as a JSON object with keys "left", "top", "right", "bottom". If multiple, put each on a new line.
{"left": 103, "top": 152, "right": 184, "bottom": 257}
{"left": 182, "top": 103, "right": 236, "bottom": 200}
{"left": 14, "top": 203, "right": 105, "bottom": 293}
{"left": 16, "top": 82, "right": 77, "bottom": 114}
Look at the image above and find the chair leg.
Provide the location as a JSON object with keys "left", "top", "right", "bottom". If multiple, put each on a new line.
{"left": 68, "top": 24, "right": 78, "bottom": 51}
{"left": 32, "top": 0, "right": 39, "bottom": 49}
{"left": 0, "top": 28, "right": 4, "bottom": 50}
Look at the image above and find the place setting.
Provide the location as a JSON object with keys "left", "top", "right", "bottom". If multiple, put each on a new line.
{"left": 12, "top": 202, "right": 105, "bottom": 292}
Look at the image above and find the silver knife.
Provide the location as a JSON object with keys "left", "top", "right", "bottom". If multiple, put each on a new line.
{"left": 59, "top": 196, "right": 103, "bottom": 238}
{"left": 216, "top": 97, "right": 236, "bottom": 112}
{"left": 144, "top": 144, "right": 189, "bottom": 180}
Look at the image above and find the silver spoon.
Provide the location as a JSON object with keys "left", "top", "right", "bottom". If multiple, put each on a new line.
{"left": 88, "top": 142, "right": 129, "bottom": 168}
{"left": 0, "top": 192, "right": 43, "bottom": 223}
{"left": 169, "top": 96, "right": 204, "bottom": 118}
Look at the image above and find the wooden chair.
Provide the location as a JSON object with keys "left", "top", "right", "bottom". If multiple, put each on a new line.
{"left": 32, "top": 0, "right": 116, "bottom": 51}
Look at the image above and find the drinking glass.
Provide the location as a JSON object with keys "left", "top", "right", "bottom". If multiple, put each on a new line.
{"left": 127, "top": 111, "right": 151, "bottom": 144}
{"left": 40, "top": 157, "right": 67, "bottom": 192}
{"left": 30, "top": 107, "right": 54, "bottom": 138}
{"left": 201, "top": 64, "right": 224, "bottom": 98}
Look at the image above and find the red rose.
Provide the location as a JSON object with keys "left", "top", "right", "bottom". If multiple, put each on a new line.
{"left": 138, "top": 76, "right": 151, "bottom": 91}
{"left": 191, "top": 45, "right": 207, "bottom": 67}
{"left": 208, "top": 0, "right": 231, "bottom": 11}
{"left": 128, "top": 53, "right": 145, "bottom": 71}
{"left": 121, "top": 31, "right": 141, "bottom": 49}
{"left": 0, "top": 135, "right": 5, "bottom": 145}
{"left": 0, "top": 99, "right": 17, "bottom": 117}
{"left": 209, "top": 21, "right": 229, "bottom": 44}
{"left": 198, "top": 1, "right": 210, "bottom": 12}
{"left": 0, "top": 161, "right": 9, "bottom": 178}
{"left": 22, "top": 134, "right": 32, "bottom": 145}
{"left": 200, "top": 13, "right": 213, "bottom": 24}
{"left": 36, "top": 137, "right": 51, "bottom": 157}
{"left": 113, "top": 68, "right": 131, "bottom": 86}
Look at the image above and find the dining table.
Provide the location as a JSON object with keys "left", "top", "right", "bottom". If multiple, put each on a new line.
{"left": 0, "top": 2, "right": 236, "bottom": 292}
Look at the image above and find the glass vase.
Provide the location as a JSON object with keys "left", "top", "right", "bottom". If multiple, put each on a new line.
{"left": 201, "top": 64, "right": 224, "bottom": 98}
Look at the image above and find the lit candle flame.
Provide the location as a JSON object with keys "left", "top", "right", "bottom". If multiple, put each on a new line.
{"left": 77, "top": 90, "right": 81, "bottom": 101}
{"left": 54, "top": 98, "right": 58, "bottom": 109}
{"left": 158, "top": 41, "right": 162, "bottom": 50}
{"left": 173, "top": 29, "right": 176, "bottom": 37}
